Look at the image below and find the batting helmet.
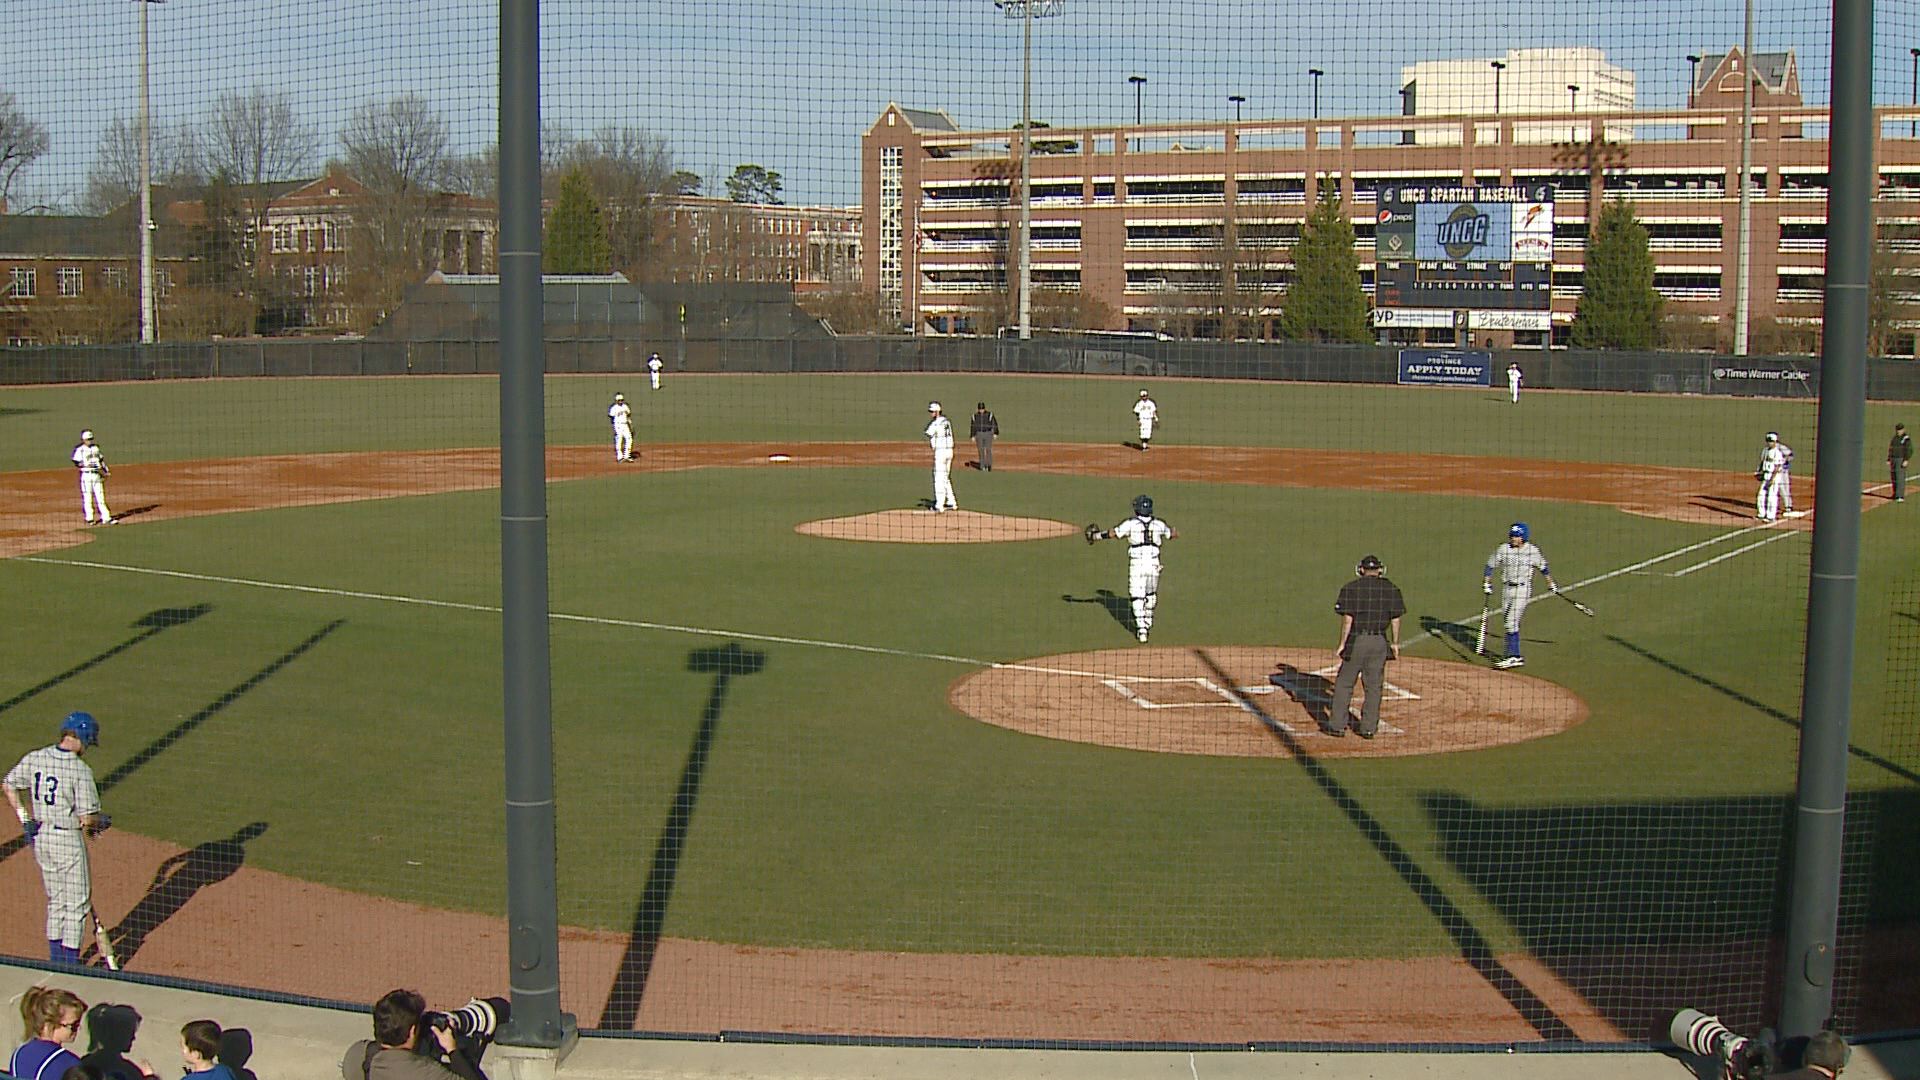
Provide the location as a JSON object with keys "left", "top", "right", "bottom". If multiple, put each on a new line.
{"left": 1357, "top": 554, "right": 1384, "bottom": 572}
{"left": 60, "top": 711, "right": 99, "bottom": 746}
{"left": 1509, "top": 522, "right": 1530, "bottom": 541}
{"left": 1132, "top": 494, "right": 1154, "bottom": 518}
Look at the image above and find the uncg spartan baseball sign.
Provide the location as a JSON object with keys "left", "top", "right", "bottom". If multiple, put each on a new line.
{"left": 1373, "top": 184, "right": 1554, "bottom": 312}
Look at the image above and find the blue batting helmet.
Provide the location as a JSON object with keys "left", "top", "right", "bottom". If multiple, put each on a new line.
{"left": 1132, "top": 494, "right": 1154, "bottom": 518}
{"left": 61, "top": 711, "right": 99, "bottom": 746}
{"left": 1508, "top": 522, "right": 1530, "bottom": 541}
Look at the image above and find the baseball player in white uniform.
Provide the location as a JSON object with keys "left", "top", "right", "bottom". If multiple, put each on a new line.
{"left": 925, "top": 402, "right": 957, "bottom": 511}
{"left": 1132, "top": 390, "right": 1158, "bottom": 451}
{"left": 647, "top": 353, "right": 664, "bottom": 391}
{"left": 1089, "top": 494, "right": 1177, "bottom": 642}
{"left": 1772, "top": 432, "right": 1797, "bottom": 513}
{"left": 1507, "top": 363, "right": 1523, "bottom": 403}
{"left": 608, "top": 394, "right": 634, "bottom": 462}
{"left": 6, "top": 712, "right": 107, "bottom": 966}
{"left": 1756, "top": 432, "right": 1789, "bottom": 522}
{"left": 1482, "top": 522, "right": 1559, "bottom": 669}
{"left": 71, "top": 430, "right": 114, "bottom": 525}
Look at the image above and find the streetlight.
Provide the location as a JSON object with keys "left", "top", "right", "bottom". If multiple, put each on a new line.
{"left": 1490, "top": 60, "right": 1506, "bottom": 115}
{"left": 1567, "top": 82, "right": 1580, "bottom": 142}
{"left": 1228, "top": 94, "right": 1246, "bottom": 123}
{"left": 1686, "top": 53, "right": 1702, "bottom": 108}
{"left": 994, "top": 0, "right": 1063, "bottom": 341}
{"left": 135, "top": 0, "right": 165, "bottom": 345}
{"left": 1398, "top": 84, "right": 1413, "bottom": 146}
{"left": 1308, "top": 67, "right": 1325, "bottom": 120}
{"left": 1909, "top": 48, "right": 1918, "bottom": 137}
{"left": 1129, "top": 74, "right": 1145, "bottom": 125}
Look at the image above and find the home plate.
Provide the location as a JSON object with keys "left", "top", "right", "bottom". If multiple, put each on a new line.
{"left": 768, "top": 454, "right": 792, "bottom": 462}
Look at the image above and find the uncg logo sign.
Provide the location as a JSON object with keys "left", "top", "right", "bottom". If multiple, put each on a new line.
{"left": 1435, "top": 204, "right": 1492, "bottom": 260}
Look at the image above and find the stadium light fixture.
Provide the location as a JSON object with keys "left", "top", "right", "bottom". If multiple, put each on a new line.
{"left": 1308, "top": 67, "right": 1325, "bottom": 119}
{"left": 1229, "top": 94, "right": 1246, "bottom": 123}
{"left": 1909, "top": 48, "right": 1918, "bottom": 137}
{"left": 1567, "top": 83, "right": 1579, "bottom": 142}
{"left": 1129, "top": 74, "right": 1146, "bottom": 125}
{"left": 992, "top": 0, "right": 1064, "bottom": 341}
{"left": 1686, "top": 53, "right": 1702, "bottom": 108}
{"left": 1490, "top": 60, "right": 1505, "bottom": 115}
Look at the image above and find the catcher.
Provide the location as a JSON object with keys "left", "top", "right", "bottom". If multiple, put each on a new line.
{"left": 1086, "top": 494, "right": 1177, "bottom": 643}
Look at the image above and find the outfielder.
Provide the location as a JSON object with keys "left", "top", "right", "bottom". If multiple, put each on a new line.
{"left": 6, "top": 712, "right": 109, "bottom": 965}
{"left": 925, "top": 402, "right": 957, "bottom": 511}
{"left": 1132, "top": 389, "right": 1158, "bottom": 451}
{"left": 1086, "top": 494, "right": 1177, "bottom": 642}
{"left": 608, "top": 393, "right": 634, "bottom": 462}
{"left": 1482, "top": 522, "right": 1560, "bottom": 669}
{"left": 1506, "top": 362, "right": 1523, "bottom": 403}
{"left": 1756, "top": 431, "right": 1789, "bottom": 522}
{"left": 647, "top": 352, "right": 664, "bottom": 391}
{"left": 71, "top": 430, "right": 114, "bottom": 526}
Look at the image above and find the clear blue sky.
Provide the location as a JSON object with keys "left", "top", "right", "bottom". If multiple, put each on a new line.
{"left": 4, "top": 0, "right": 1913, "bottom": 211}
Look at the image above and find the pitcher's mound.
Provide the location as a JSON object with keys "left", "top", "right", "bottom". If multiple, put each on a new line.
{"left": 798, "top": 509, "right": 1078, "bottom": 544}
{"left": 951, "top": 646, "right": 1588, "bottom": 758}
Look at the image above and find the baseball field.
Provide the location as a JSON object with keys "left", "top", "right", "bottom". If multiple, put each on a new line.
{"left": 0, "top": 371, "right": 1915, "bottom": 1045}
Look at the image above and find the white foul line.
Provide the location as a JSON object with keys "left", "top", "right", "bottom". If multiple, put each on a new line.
{"left": 1668, "top": 529, "right": 1801, "bottom": 576}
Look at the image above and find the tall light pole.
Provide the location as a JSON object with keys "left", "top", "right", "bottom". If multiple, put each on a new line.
{"left": 995, "top": 0, "right": 1062, "bottom": 341}
{"left": 136, "top": 0, "right": 164, "bottom": 344}
{"left": 1228, "top": 94, "right": 1246, "bottom": 123}
{"left": 1908, "top": 48, "right": 1917, "bottom": 137}
{"left": 1490, "top": 60, "right": 1506, "bottom": 115}
{"left": 1308, "top": 67, "right": 1324, "bottom": 120}
{"left": 1687, "top": 53, "right": 1702, "bottom": 108}
{"left": 1567, "top": 83, "right": 1580, "bottom": 142}
{"left": 1129, "top": 74, "right": 1145, "bottom": 125}
{"left": 1734, "top": 0, "right": 1755, "bottom": 355}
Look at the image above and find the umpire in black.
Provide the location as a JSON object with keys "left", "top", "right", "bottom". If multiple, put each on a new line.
{"left": 970, "top": 402, "right": 999, "bottom": 471}
{"left": 1324, "top": 554, "right": 1406, "bottom": 740}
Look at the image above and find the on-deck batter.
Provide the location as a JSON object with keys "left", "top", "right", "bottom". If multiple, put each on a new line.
{"left": 608, "top": 394, "right": 634, "bottom": 462}
{"left": 6, "top": 712, "right": 108, "bottom": 965}
{"left": 70, "top": 430, "right": 114, "bottom": 526}
{"left": 1482, "top": 522, "right": 1560, "bottom": 669}
{"left": 1132, "top": 390, "right": 1158, "bottom": 451}
{"left": 1088, "top": 494, "right": 1177, "bottom": 642}
{"left": 925, "top": 402, "right": 957, "bottom": 512}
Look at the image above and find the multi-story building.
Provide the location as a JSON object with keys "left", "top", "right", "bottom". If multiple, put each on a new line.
{"left": 0, "top": 207, "right": 194, "bottom": 345}
{"left": 656, "top": 195, "right": 860, "bottom": 289}
{"left": 1402, "top": 47, "right": 1636, "bottom": 146}
{"left": 862, "top": 47, "right": 1916, "bottom": 351}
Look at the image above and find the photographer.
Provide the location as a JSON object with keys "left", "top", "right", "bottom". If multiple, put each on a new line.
{"left": 340, "top": 991, "right": 505, "bottom": 1080}
{"left": 1772, "top": 1031, "right": 1849, "bottom": 1080}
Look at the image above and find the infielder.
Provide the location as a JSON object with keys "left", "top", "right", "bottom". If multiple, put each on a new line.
{"left": 1132, "top": 389, "right": 1158, "bottom": 451}
{"left": 925, "top": 402, "right": 957, "bottom": 511}
{"left": 647, "top": 352, "right": 664, "bottom": 391}
{"left": 1756, "top": 431, "right": 1789, "bottom": 522}
{"left": 1482, "top": 522, "right": 1559, "bottom": 669}
{"left": 6, "top": 712, "right": 109, "bottom": 965}
{"left": 1506, "top": 362, "right": 1523, "bottom": 403}
{"left": 608, "top": 393, "right": 634, "bottom": 462}
{"left": 71, "top": 430, "right": 114, "bottom": 526}
{"left": 1086, "top": 494, "right": 1177, "bottom": 642}
{"left": 1773, "top": 432, "right": 1797, "bottom": 513}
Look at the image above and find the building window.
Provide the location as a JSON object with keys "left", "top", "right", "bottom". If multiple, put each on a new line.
{"left": 102, "top": 265, "right": 129, "bottom": 291}
{"left": 8, "top": 267, "right": 36, "bottom": 298}
{"left": 323, "top": 220, "right": 341, "bottom": 251}
{"left": 304, "top": 266, "right": 321, "bottom": 297}
{"left": 57, "top": 267, "right": 83, "bottom": 297}
{"left": 157, "top": 269, "right": 174, "bottom": 297}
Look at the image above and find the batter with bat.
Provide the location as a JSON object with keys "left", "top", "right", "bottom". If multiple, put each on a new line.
{"left": 7, "top": 711, "right": 114, "bottom": 967}
{"left": 1482, "top": 521, "right": 1561, "bottom": 670}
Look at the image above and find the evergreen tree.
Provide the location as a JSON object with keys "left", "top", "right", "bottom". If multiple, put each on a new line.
{"left": 1278, "top": 186, "right": 1370, "bottom": 342}
{"left": 1570, "top": 199, "right": 1661, "bottom": 349}
{"left": 543, "top": 167, "right": 611, "bottom": 274}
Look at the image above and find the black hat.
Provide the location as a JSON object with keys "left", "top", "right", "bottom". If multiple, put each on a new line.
{"left": 1357, "top": 554, "right": 1384, "bottom": 572}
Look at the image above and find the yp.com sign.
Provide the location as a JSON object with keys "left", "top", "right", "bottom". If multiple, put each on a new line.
{"left": 1398, "top": 349, "right": 1492, "bottom": 386}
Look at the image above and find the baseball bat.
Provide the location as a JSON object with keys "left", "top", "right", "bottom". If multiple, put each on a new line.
{"left": 1475, "top": 593, "right": 1491, "bottom": 654}
{"left": 91, "top": 909, "right": 119, "bottom": 970}
{"left": 1556, "top": 590, "right": 1597, "bottom": 618}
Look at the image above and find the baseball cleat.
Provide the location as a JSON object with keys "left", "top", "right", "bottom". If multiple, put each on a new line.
{"left": 1494, "top": 656, "right": 1525, "bottom": 669}
{"left": 1136, "top": 629, "right": 1150, "bottom": 643}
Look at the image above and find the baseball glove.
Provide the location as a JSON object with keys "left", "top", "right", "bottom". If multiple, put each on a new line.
{"left": 1083, "top": 523, "right": 1104, "bottom": 545}
{"left": 1754, "top": 468, "right": 1764, "bottom": 481}
{"left": 85, "top": 814, "right": 111, "bottom": 837}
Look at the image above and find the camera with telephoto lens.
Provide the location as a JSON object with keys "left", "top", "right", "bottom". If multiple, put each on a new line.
{"left": 1669, "top": 1009, "right": 1777, "bottom": 1080}
{"left": 415, "top": 996, "right": 509, "bottom": 1064}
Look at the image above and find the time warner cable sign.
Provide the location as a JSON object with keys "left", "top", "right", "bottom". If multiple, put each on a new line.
{"left": 1374, "top": 184, "right": 1554, "bottom": 312}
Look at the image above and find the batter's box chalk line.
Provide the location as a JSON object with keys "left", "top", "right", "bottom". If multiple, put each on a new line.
{"left": 1098, "top": 673, "right": 1413, "bottom": 736}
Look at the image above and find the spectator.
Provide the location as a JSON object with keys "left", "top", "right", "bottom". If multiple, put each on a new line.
{"left": 179, "top": 1021, "right": 235, "bottom": 1080}
{"left": 80, "top": 1004, "right": 155, "bottom": 1080}
{"left": 341, "top": 989, "right": 497, "bottom": 1080}
{"left": 12, "top": 986, "right": 87, "bottom": 1080}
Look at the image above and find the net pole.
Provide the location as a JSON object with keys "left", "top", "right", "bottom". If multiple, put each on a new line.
{"left": 1780, "top": 0, "right": 1871, "bottom": 1040}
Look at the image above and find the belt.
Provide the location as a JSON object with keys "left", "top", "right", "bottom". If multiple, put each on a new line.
{"left": 1355, "top": 629, "right": 1387, "bottom": 636}
{"left": 1504, "top": 580, "right": 1527, "bottom": 586}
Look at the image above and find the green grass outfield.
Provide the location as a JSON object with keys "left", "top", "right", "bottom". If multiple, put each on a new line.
{"left": 1, "top": 373, "right": 1915, "bottom": 964}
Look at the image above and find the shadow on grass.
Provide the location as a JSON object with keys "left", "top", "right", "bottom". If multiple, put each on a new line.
{"left": 600, "top": 642, "right": 765, "bottom": 1030}
{"left": 1188, "top": 647, "right": 1581, "bottom": 1042}
{"left": 1061, "top": 588, "right": 1135, "bottom": 635}
{"left": 104, "top": 822, "right": 268, "bottom": 965}
{"left": 0, "top": 605, "right": 211, "bottom": 718}
{"left": 1418, "top": 614, "right": 1484, "bottom": 660}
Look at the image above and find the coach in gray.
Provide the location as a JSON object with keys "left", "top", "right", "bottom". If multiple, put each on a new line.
{"left": 1323, "top": 554, "right": 1406, "bottom": 740}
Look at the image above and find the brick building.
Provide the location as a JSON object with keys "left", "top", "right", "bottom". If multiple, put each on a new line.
{"left": 656, "top": 195, "right": 860, "bottom": 289}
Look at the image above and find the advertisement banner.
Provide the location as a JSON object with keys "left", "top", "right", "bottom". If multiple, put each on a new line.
{"left": 1398, "top": 349, "right": 1493, "bottom": 386}
{"left": 1371, "top": 307, "right": 1454, "bottom": 328}
{"left": 1709, "top": 360, "right": 1814, "bottom": 396}
{"left": 1468, "top": 310, "right": 1552, "bottom": 331}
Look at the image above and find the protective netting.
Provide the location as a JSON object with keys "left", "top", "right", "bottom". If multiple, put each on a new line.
{"left": 0, "top": 0, "right": 1915, "bottom": 1052}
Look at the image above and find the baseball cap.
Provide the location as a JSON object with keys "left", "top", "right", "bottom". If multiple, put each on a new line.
{"left": 1766, "top": 431, "right": 1780, "bottom": 441}
{"left": 80, "top": 429, "right": 93, "bottom": 440}
{"left": 1139, "top": 389, "right": 1149, "bottom": 397}
{"left": 928, "top": 401, "right": 941, "bottom": 412}
{"left": 613, "top": 393, "right": 624, "bottom": 402}
{"left": 1357, "top": 554, "right": 1384, "bottom": 572}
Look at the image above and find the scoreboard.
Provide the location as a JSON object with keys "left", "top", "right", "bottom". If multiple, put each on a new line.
{"left": 1373, "top": 184, "right": 1553, "bottom": 312}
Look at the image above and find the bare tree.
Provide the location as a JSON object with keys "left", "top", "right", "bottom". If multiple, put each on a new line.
{"left": 81, "top": 115, "right": 204, "bottom": 215}
{"left": 1, "top": 91, "right": 50, "bottom": 207}
{"left": 201, "top": 87, "right": 317, "bottom": 193}
{"left": 559, "top": 125, "right": 680, "bottom": 280}
{"left": 340, "top": 94, "right": 451, "bottom": 195}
